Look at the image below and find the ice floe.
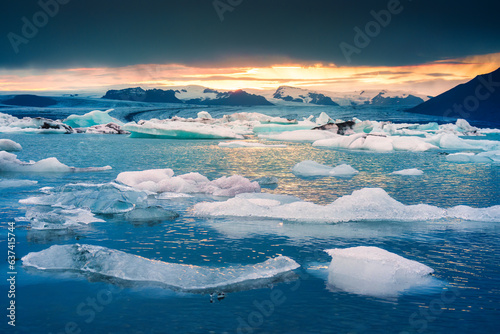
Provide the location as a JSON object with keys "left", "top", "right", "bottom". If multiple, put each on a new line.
{"left": 0, "top": 179, "right": 38, "bottom": 188}
{"left": 116, "top": 168, "right": 260, "bottom": 197}
{"left": 64, "top": 109, "right": 122, "bottom": 128}
{"left": 0, "top": 151, "right": 111, "bottom": 173}
{"left": 0, "top": 112, "right": 74, "bottom": 134}
{"left": 325, "top": 246, "right": 437, "bottom": 297}
{"left": 17, "top": 207, "right": 104, "bottom": 230}
{"left": 259, "top": 130, "right": 338, "bottom": 142}
{"left": 22, "top": 244, "right": 300, "bottom": 292}
{"left": 218, "top": 141, "right": 286, "bottom": 148}
{"left": 446, "top": 151, "right": 500, "bottom": 163}
{"left": 0, "top": 139, "right": 22, "bottom": 151}
{"left": 193, "top": 188, "right": 500, "bottom": 223}
{"left": 85, "top": 123, "right": 130, "bottom": 134}
{"left": 292, "top": 160, "right": 359, "bottom": 178}
{"left": 391, "top": 168, "right": 424, "bottom": 176}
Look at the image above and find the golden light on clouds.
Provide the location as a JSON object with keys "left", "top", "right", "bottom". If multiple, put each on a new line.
{"left": 1, "top": 53, "right": 499, "bottom": 96}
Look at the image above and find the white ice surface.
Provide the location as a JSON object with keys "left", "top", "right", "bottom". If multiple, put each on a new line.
{"left": 292, "top": 160, "right": 359, "bottom": 177}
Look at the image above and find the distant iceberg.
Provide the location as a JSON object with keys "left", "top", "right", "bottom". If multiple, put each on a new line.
{"left": 446, "top": 151, "right": 500, "bottom": 163}
{"left": 292, "top": 160, "right": 359, "bottom": 178}
{"left": 0, "top": 151, "right": 111, "bottom": 173}
{"left": 259, "top": 130, "right": 338, "bottom": 142}
{"left": 0, "top": 179, "right": 37, "bottom": 188}
{"left": 0, "top": 112, "right": 73, "bottom": 134}
{"left": 64, "top": 109, "right": 122, "bottom": 128}
{"left": 22, "top": 244, "right": 300, "bottom": 292}
{"left": 391, "top": 168, "right": 424, "bottom": 176}
{"left": 193, "top": 188, "right": 500, "bottom": 223}
{"left": 325, "top": 246, "right": 438, "bottom": 297}
{"left": 116, "top": 168, "right": 260, "bottom": 197}
{"left": 218, "top": 141, "right": 286, "bottom": 148}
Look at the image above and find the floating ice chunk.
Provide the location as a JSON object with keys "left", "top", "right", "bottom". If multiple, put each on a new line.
{"left": 156, "top": 192, "right": 194, "bottom": 199}
{"left": 292, "top": 160, "right": 359, "bottom": 178}
{"left": 218, "top": 141, "right": 286, "bottom": 148}
{"left": 325, "top": 246, "right": 435, "bottom": 297}
{"left": 252, "top": 124, "right": 315, "bottom": 134}
{"left": 124, "top": 119, "right": 244, "bottom": 139}
{"left": 391, "top": 168, "right": 424, "bottom": 176}
{"left": 313, "top": 133, "right": 437, "bottom": 152}
{"left": 124, "top": 206, "right": 179, "bottom": 222}
{"left": 0, "top": 113, "right": 74, "bottom": 134}
{"left": 0, "top": 179, "right": 37, "bottom": 188}
{"left": 197, "top": 111, "right": 212, "bottom": 120}
{"left": 446, "top": 151, "right": 499, "bottom": 163}
{"left": 18, "top": 207, "right": 104, "bottom": 230}
{"left": 22, "top": 244, "right": 300, "bottom": 292}
{"left": 21, "top": 182, "right": 148, "bottom": 214}
{"left": 116, "top": 168, "right": 260, "bottom": 197}
{"left": 425, "top": 134, "right": 500, "bottom": 151}
{"left": 252, "top": 176, "right": 279, "bottom": 186}
{"left": 193, "top": 187, "right": 500, "bottom": 223}
{"left": 85, "top": 123, "right": 130, "bottom": 134}
{"left": 259, "top": 130, "right": 338, "bottom": 142}
{"left": 64, "top": 109, "right": 121, "bottom": 128}
{"left": 0, "top": 139, "right": 22, "bottom": 151}
{"left": 316, "top": 112, "right": 332, "bottom": 125}
{"left": 0, "top": 151, "right": 111, "bottom": 173}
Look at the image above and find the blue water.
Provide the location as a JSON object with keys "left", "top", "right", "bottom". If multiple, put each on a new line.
{"left": 1, "top": 106, "right": 499, "bottom": 334}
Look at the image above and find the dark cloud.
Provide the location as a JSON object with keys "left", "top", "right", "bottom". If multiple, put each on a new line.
{"left": 1, "top": 0, "right": 499, "bottom": 69}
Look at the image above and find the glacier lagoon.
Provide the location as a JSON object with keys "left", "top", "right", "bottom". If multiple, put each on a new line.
{"left": 0, "top": 105, "right": 499, "bottom": 333}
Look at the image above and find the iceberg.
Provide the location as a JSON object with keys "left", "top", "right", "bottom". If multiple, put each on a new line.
{"left": 425, "top": 133, "right": 500, "bottom": 151}
{"left": 446, "top": 151, "right": 500, "bottom": 163}
{"left": 116, "top": 168, "right": 260, "bottom": 197}
{"left": 218, "top": 141, "right": 286, "bottom": 148}
{"left": 0, "top": 151, "right": 112, "bottom": 173}
{"left": 292, "top": 160, "right": 359, "bottom": 178}
{"left": 124, "top": 119, "right": 244, "bottom": 139}
{"left": 259, "top": 130, "right": 338, "bottom": 142}
{"left": 64, "top": 109, "right": 122, "bottom": 128}
{"left": 124, "top": 206, "right": 179, "bottom": 222}
{"left": 193, "top": 188, "right": 500, "bottom": 223}
{"left": 325, "top": 246, "right": 436, "bottom": 297}
{"left": 0, "top": 112, "right": 73, "bottom": 134}
{"left": 20, "top": 182, "right": 149, "bottom": 214}
{"left": 197, "top": 111, "right": 213, "bottom": 120}
{"left": 313, "top": 133, "right": 438, "bottom": 152}
{"left": 22, "top": 244, "right": 300, "bottom": 292}
{"left": 85, "top": 123, "right": 130, "bottom": 134}
{"left": 17, "top": 207, "right": 104, "bottom": 230}
{"left": 391, "top": 168, "right": 424, "bottom": 176}
{"left": 0, "top": 139, "right": 22, "bottom": 151}
{"left": 252, "top": 176, "right": 279, "bottom": 187}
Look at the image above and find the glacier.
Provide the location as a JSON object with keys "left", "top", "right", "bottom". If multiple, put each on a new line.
{"left": 116, "top": 168, "right": 260, "bottom": 197}
{"left": 325, "top": 246, "right": 438, "bottom": 297}
{"left": 22, "top": 244, "right": 300, "bottom": 292}
{"left": 292, "top": 160, "right": 359, "bottom": 178}
{"left": 193, "top": 188, "right": 500, "bottom": 223}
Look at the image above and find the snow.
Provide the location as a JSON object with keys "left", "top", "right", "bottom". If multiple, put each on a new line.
{"left": 325, "top": 246, "right": 436, "bottom": 297}
{"left": 22, "top": 244, "right": 300, "bottom": 292}
{"left": 64, "top": 109, "right": 121, "bottom": 128}
{"left": 392, "top": 168, "right": 424, "bottom": 176}
{"left": 124, "top": 119, "right": 244, "bottom": 139}
{"left": 0, "top": 139, "right": 22, "bottom": 151}
{"left": 0, "top": 151, "right": 111, "bottom": 173}
{"left": 313, "top": 133, "right": 438, "bottom": 152}
{"left": 0, "top": 179, "right": 37, "bottom": 188}
{"left": 259, "top": 130, "right": 338, "bottom": 142}
{"left": 292, "top": 160, "right": 359, "bottom": 178}
{"left": 218, "top": 141, "right": 286, "bottom": 148}
{"left": 116, "top": 168, "right": 260, "bottom": 197}
{"left": 193, "top": 187, "right": 500, "bottom": 223}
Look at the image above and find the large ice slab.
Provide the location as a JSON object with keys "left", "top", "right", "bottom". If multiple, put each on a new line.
{"left": 0, "top": 139, "right": 22, "bottom": 151}
{"left": 0, "top": 112, "right": 73, "bottom": 134}
{"left": 0, "top": 151, "right": 111, "bottom": 173}
{"left": 124, "top": 119, "right": 244, "bottom": 139}
{"left": 325, "top": 246, "right": 436, "bottom": 297}
{"left": 64, "top": 109, "right": 122, "bottom": 128}
{"left": 17, "top": 207, "right": 104, "bottom": 230}
{"left": 22, "top": 244, "right": 300, "bottom": 292}
{"left": 292, "top": 160, "right": 359, "bottom": 178}
{"left": 193, "top": 188, "right": 500, "bottom": 223}
{"left": 0, "top": 179, "right": 37, "bottom": 188}
{"left": 116, "top": 168, "right": 260, "bottom": 197}
{"left": 446, "top": 151, "right": 500, "bottom": 163}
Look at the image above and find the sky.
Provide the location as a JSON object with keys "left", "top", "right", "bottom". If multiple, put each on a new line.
{"left": 1, "top": 0, "right": 499, "bottom": 95}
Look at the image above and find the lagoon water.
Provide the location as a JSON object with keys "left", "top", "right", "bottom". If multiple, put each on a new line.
{"left": 0, "top": 105, "right": 499, "bottom": 333}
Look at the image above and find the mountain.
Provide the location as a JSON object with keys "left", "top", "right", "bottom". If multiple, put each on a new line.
{"left": 273, "top": 86, "right": 339, "bottom": 105}
{"left": 407, "top": 68, "right": 500, "bottom": 126}
{"left": 2, "top": 94, "right": 57, "bottom": 107}
{"left": 102, "top": 87, "right": 272, "bottom": 106}
{"left": 268, "top": 86, "right": 429, "bottom": 107}
{"left": 102, "top": 87, "right": 182, "bottom": 103}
